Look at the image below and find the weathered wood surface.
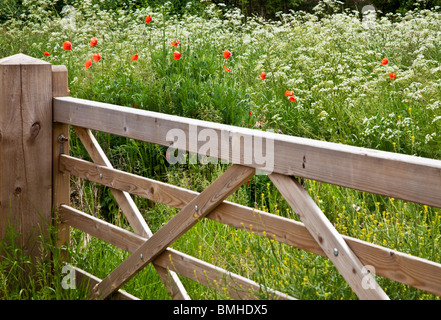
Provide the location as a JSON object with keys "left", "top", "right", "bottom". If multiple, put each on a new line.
{"left": 52, "top": 65, "right": 70, "bottom": 253}
{"left": 60, "top": 205, "right": 294, "bottom": 300}
{"left": 59, "top": 154, "right": 441, "bottom": 296}
{"left": 54, "top": 96, "right": 441, "bottom": 208}
{"left": 0, "top": 54, "right": 52, "bottom": 261}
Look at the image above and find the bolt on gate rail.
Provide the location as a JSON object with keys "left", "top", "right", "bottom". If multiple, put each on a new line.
{"left": 1, "top": 54, "right": 441, "bottom": 300}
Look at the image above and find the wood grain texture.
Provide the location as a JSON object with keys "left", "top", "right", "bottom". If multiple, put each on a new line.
{"left": 0, "top": 55, "right": 21, "bottom": 242}
{"left": 51, "top": 65, "right": 70, "bottom": 253}
{"left": 53, "top": 96, "right": 441, "bottom": 208}
{"left": 0, "top": 54, "right": 52, "bottom": 261}
{"left": 90, "top": 164, "right": 255, "bottom": 299}
{"left": 59, "top": 154, "right": 441, "bottom": 296}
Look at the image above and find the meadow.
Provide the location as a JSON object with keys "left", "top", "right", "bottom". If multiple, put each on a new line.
{"left": 1, "top": 0, "right": 441, "bottom": 300}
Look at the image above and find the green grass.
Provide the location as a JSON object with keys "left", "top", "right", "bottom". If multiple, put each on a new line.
{"left": 1, "top": 0, "right": 441, "bottom": 300}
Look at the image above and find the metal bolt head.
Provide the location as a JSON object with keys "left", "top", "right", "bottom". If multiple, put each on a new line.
{"left": 58, "top": 134, "right": 68, "bottom": 142}
{"left": 333, "top": 248, "right": 339, "bottom": 256}
{"left": 194, "top": 205, "right": 198, "bottom": 212}
{"left": 99, "top": 173, "right": 103, "bottom": 179}
{"left": 140, "top": 253, "right": 143, "bottom": 260}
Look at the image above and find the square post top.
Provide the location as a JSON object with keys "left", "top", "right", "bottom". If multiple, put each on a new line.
{"left": 0, "top": 53, "right": 51, "bottom": 66}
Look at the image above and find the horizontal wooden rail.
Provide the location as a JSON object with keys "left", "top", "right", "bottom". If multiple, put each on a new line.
{"left": 54, "top": 97, "right": 441, "bottom": 208}
{"left": 59, "top": 205, "right": 294, "bottom": 300}
{"left": 59, "top": 154, "right": 441, "bottom": 296}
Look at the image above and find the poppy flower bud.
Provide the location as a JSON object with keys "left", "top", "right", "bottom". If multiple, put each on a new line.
{"left": 90, "top": 37, "right": 98, "bottom": 47}
{"left": 92, "top": 53, "right": 101, "bottom": 62}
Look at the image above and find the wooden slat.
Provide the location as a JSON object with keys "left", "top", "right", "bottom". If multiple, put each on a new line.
{"left": 72, "top": 126, "right": 190, "bottom": 300}
{"left": 52, "top": 65, "right": 70, "bottom": 254}
{"left": 59, "top": 205, "right": 294, "bottom": 300}
{"left": 59, "top": 154, "right": 195, "bottom": 208}
{"left": 269, "top": 173, "right": 389, "bottom": 300}
{"left": 90, "top": 165, "right": 255, "bottom": 299}
{"left": 59, "top": 154, "right": 441, "bottom": 296}
{"left": 53, "top": 96, "right": 441, "bottom": 208}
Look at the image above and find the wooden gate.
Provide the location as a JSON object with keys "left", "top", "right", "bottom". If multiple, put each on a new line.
{"left": 2, "top": 54, "right": 441, "bottom": 300}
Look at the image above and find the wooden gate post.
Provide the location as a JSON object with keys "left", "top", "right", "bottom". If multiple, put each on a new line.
{"left": 51, "top": 65, "right": 70, "bottom": 255}
{"left": 0, "top": 54, "right": 53, "bottom": 263}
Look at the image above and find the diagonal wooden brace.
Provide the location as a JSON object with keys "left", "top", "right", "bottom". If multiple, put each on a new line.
{"left": 73, "top": 126, "right": 190, "bottom": 300}
{"left": 269, "top": 173, "right": 389, "bottom": 300}
{"left": 90, "top": 164, "right": 255, "bottom": 299}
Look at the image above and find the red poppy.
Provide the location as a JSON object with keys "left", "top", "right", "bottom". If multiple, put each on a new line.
{"left": 223, "top": 65, "right": 231, "bottom": 72}
{"left": 63, "top": 41, "right": 72, "bottom": 51}
{"left": 145, "top": 15, "right": 152, "bottom": 23}
{"left": 389, "top": 72, "right": 396, "bottom": 79}
{"left": 284, "top": 90, "right": 294, "bottom": 97}
{"left": 249, "top": 111, "right": 252, "bottom": 116}
{"left": 44, "top": 51, "right": 50, "bottom": 56}
{"left": 90, "top": 37, "right": 98, "bottom": 47}
{"left": 92, "top": 53, "right": 101, "bottom": 62}
{"left": 260, "top": 72, "right": 266, "bottom": 80}
{"left": 131, "top": 53, "right": 138, "bottom": 61}
{"left": 381, "top": 58, "right": 388, "bottom": 65}
{"left": 174, "top": 51, "right": 181, "bottom": 60}
{"left": 223, "top": 50, "right": 231, "bottom": 59}
{"left": 85, "top": 59, "right": 92, "bottom": 69}
{"left": 171, "top": 40, "right": 179, "bottom": 47}
{"left": 288, "top": 96, "right": 296, "bottom": 102}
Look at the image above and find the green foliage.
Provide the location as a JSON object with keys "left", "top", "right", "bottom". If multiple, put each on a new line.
{"left": 215, "top": 0, "right": 305, "bottom": 17}
{"left": 369, "top": 0, "right": 441, "bottom": 14}
{"left": 0, "top": 0, "right": 23, "bottom": 22}
{"left": 3, "top": 0, "right": 441, "bottom": 25}
{"left": 211, "top": 0, "right": 441, "bottom": 18}
{"left": 0, "top": 222, "right": 88, "bottom": 299}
